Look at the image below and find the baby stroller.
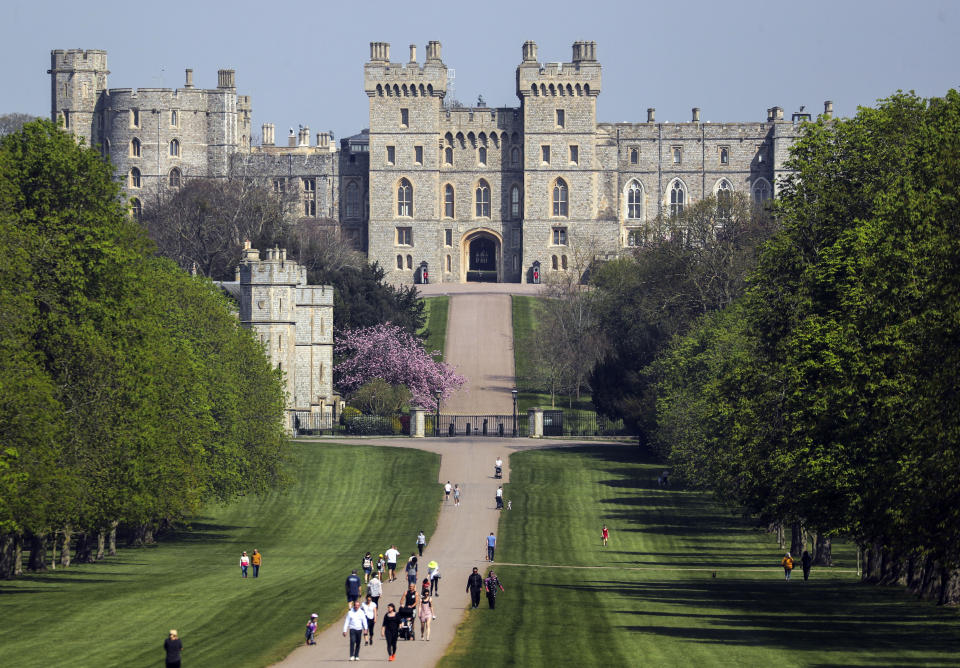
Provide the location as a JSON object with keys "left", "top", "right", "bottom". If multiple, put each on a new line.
{"left": 494, "top": 465, "right": 502, "bottom": 479}
{"left": 398, "top": 611, "right": 416, "bottom": 641}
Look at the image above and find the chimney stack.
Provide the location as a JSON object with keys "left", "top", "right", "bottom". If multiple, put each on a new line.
{"left": 647, "top": 108, "right": 655, "bottom": 123}
{"left": 823, "top": 100, "right": 834, "bottom": 119}
{"left": 262, "top": 123, "right": 275, "bottom": 146}
{"left": 185, "top": 69, "right": 194, "bottom": 88}
{"left": 409, "top": 44, "right": 417, "bottom": 64}
{"left": 692, "top": 107, "right": 701, "bottom": 123}
{"left": 522, "top": 40, "right": 538, "bottom": 63}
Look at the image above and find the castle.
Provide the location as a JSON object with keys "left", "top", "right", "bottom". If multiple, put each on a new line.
{"left": 50, "top": 41, "right": 826, "bottom": 285}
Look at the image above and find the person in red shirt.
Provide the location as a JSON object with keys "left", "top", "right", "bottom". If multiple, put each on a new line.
{"left": 601, "top": 525, "right": 609, "bottom": 547}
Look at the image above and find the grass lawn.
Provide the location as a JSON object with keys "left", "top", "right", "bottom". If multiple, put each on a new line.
{"left": 420, "top": 295, "right": 450, "bottom": 360}
{"left": 439, "top": 445, "right": 960, "bottom": 667}
{"left": 0, "top": 443, "right": 440, "bottom": 668}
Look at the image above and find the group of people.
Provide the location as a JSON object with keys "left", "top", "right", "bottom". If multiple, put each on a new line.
{"left": 781, "top": 550, "right": 814, "bottom": 581}
{"left": 238, "top": 549, "right": 262, "bottom": 578}
{"left": 465, "top": 566, "right": 505, "bottom": 609}
{"left": 443, "top": 480, "right": 462, "bottom": 506}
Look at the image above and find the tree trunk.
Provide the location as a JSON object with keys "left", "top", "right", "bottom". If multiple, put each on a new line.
{"left": 108, "top": 522, "right": 117, "bottom": 556}
{"left": 776, "top": 523, "right": 784, "bottom": 549}
{"left": 60, "top": 525, "right": 72, "bottom": 569}
{"left": 940, "top": 567, "right": 960, "bottom": 606}
{"left": 13, "top": 535, "right": 23, "bottom": 576}
{"left": 50, "top": 530, "right": 57, "bottom": 570}
{"left": 813, "top": 533, "right": 833, "bottom": 566}
{"left": 96, "top": 531, "right": 106, "bottom": 561}
{"left": 27, "top": 533, "right": 47, "bottom": 571}
{"left": 0, "top": 534, "right": 14, "bottom": 578}
{"left": 790, "top": 522, "right": 803, "bottom": 557}
{"left": 143, "top": 525, "right": 155, "bottom": 544}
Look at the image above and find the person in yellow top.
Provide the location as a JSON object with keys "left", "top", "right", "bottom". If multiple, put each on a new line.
{"left": 252, "top": 549, "right": 262, "bottom": 578}
{"left": 781, "top": 552, "right": 794, "bottom": 581}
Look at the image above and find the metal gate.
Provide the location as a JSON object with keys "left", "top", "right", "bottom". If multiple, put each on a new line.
{"left": 432, "top": 414, "right": 527, "bottom": 437}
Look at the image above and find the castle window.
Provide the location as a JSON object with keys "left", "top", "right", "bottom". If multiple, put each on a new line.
{"left": 169, "top": 167, "right": 182, "bottom": 188}
{"left": 445, "top": 228, "right": 453, "bottom": 246}
{"left": 669, "top": 179, "right": 686, "bottom": 217}
{"left": 552, "top": 255, "right": 558, "bottom": 270}
{"left": 753, "top": 178, "right": 771, "bottom": 204}
{"left": 715, "top": 179, "right": 733, "bottom": 218}
{"left": 130, "top": 108, "right": 140, "bottom": 128}
{"left": 171, "top": 110, "right": 179, "bottom": 127}
{"left": 129, "top": 167, "right": 141, "bottom": 189}
{"left": 102, "top": 138, "right": 110, "bottom": 157}
{"left": 130, "top": 198, "right": 142, "bottom": 221}
{"left": 304, "top": 200, "right": 316, "bottom": 217}
{"left": 98, "top": 114, "right": 104, "bottom": 130}
{"left": 627, "top": 229, "right": 645, "bottom": 247}
{"left": 446, "top": 255, "right": 452, "bottom": 272}
{"left": 475, "top": 180, "right": 491, "bottom": 218}
{"left": 444, "top": 147, "right": 453, "bottom": 165}
{"left": 302, "top": 178, "right": 316, "bottom": 192}
{"left": 130, "top": 138, "right": 141, "bottom": 158}
{"left": 627, "top": 180, "right": 644, "bottom": 220}
{"left": 415, "top": 145, "right": 423, "bottom": 165}
{"left": 630, "top": 147, "right": 639, "bottom": 164}
{"left": 552, "top": 227, "right": 568, "bottom": 246}
{"left": 513, "top": 254, "right": 519, "bottom": 272}
{"left": 511, "top": 146, "right": 520, "bottom": 165}
{"left": 511, "top": 185, "right": 522, "bottom": 219}
{"left": 406, "top": 255, "right": 413, "bottom": 269}
{"left": 672, "top": 146, "right": 682, "bottom": 164}
{"left": 478, "top": 146, "right": 487, "bottom": 166}
{"left": 756, "top": 145, "right": 765, "bottom": 163}
{"left": 400, "top": 108, "right": 409, "bottom": 128}
{"left": 562, "top": 255, "right": 568, "bottom": 270}
{"left": 552, "top": 178, "right": 568, "bottom": 217}
{"left": 345, "top": 181, "right": 360, "bottom": 219}
{"left": 541, "top": 145, "right": 550, "bottom": 164}
{"left": 386, "top": 146, "right": 396, "bottom": 165}
{"left": 569, "top": 145, "right": 579, "bottom": 165}
{"left": 556, "top": 109, "right": 565, "bottom": 128}
{"left": 273, "top": 178, "right": 286, "bottom": 194}
{"left": 444, "top": 185, "right": 455, "bottom": 218}
{"left": 719, "top": 147, "right": 729, "bottom": 165}
{"left": 397, "top": 254, "right": 403, "bottom": 269}
{"left": 396, "top": 226, "right": 412, "bottom": 246}
{"left": 169, "top": 139, "right": 180, "bottom": 157}
{"left": 62, "top": 110, "right": 70, "bottom": 129}
{"left": 397, "top": 178, "right": 412, "bottom": 217}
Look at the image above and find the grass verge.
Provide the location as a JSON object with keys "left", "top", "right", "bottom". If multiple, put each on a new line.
{"left": 420, "top": 295, "right": 450, "bottom": 360}
{"left": 439, "top": 445, "right": 960, "bottom": 667}
{"left": 0, "top": 443, "right": 440, "bottom": 668}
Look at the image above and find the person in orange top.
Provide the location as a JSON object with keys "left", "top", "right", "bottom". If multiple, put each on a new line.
{"left": 252, "top": 549, "right": 262, "bottom": 578}
{"left": 781, "top": 552, "right": 794, "bottom": 581}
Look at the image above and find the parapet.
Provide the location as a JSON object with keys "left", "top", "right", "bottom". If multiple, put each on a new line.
{"left": 364, "top": 40, "right": 447, "bottom": 97}
{"left": 49, "top": 49, "right": 109, "bottom": 74}
{"left": 516, "top": 40, "right": 602, "bottom": 98}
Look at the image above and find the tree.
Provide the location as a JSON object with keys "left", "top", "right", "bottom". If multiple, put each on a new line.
{"left": 0, "top": 113, "right": 39, "bottom": 138}
{"left": 335, "top": 323, "right": 465, "bottom": 408}
{"left": 350, "top": 379, "right": 412, "bottom": 415}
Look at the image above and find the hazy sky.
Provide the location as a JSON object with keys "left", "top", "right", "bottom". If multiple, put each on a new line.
{"left": 3, "top": 0, "right": 958, "bottom": 141}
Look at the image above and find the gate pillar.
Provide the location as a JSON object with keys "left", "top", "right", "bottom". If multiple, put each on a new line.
{"left": 528, "top": 408, "right": 544, "bottom": 438}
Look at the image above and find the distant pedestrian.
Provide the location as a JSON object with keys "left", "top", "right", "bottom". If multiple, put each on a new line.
{"left": 419, "top": 588, "right": 434, "bottom": 640}
{"left": 466, "top": 566, "right": 483, "bottom": 608}
{"left": 346, "top": 569, "right": 362, "bottom": 603}
{"left": 381, "top": 603, "right": 400, "bottom": 661}
{"left": 781, "top": 552, "right": 794, "bottom": 581}
{"left": 453, "top": 484, "right": 461, "bottom": 506}
{"left": 416, "top": 530, "right": 426, "bottom": 557}
{"left": 486, "top": 532, "right": 496, "bottom": 561}
{"left": 801, "top": 550, "right": 813, "bottom": 581}
{"left": 484, "top": 570, "right": 504, "bottom": 609}
{"left": 496, "top": 485, "right": 504, "bottom": 510}
{"left": 164, "top": 629, "right": 182, "bottom": 668}
{"left": 444, "top": 480, "right": 452, "bottom": 502}
{"left": 428, "top": 560, "right": 440, "bottom": 595}
{"left": 362, "top": 552, "right": 374, "bottom": 582}
{"left": 376, "top": 553, "right": 386, "bottom": 580}
{"left": 368, "top": 572, "right": 382, "bottom": 606}
{"left": 251, "top": 549, "right": 262, "bottom": 577}
{"left": 399, "top": 582, "right": 419, "bottom": 623}
{"left": 406, "top": 554, "right": 418, "bottom": 585}
{"left": 362, "top": 594, "right": 378, "bottom": 645}
{"left": 239, "top": 551, "right": 250, "bottom": 578}
{"left": 602, "top": 525, "right": 609, "bottom": 547}
{"left": 342, "top": 599, "right": 368, "bottom": 661}
{"left": 305, "top": 613, "right": 318, "bottom": 645}
{"left": 385, "top": 545, "right": 400, "bottom": 582}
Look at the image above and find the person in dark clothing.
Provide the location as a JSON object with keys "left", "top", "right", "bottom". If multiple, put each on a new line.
{"left": 346, "top": 568, "right": 362, "bottom": 604}
{"left": 381, "top": 603, "right": 400, "bottom": 661}
{"left": 466, "top": 566, "right": 484, "bottom": 609}
{"left": 164, "top": 629, "right": 182, "bottom": 668}
{"left": 801, "top": 550, "right": 813, "bottom": 581}
{"left": 484, "top": 570, "right": 504, "bottom": 609}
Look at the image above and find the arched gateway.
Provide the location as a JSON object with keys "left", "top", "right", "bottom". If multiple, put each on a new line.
{"left": 462, "top": 230, "right": 501, "bottom": 283}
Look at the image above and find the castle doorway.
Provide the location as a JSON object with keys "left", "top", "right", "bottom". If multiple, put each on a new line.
{"left": 462, "top": 231, "right": 501, "bottom": 282}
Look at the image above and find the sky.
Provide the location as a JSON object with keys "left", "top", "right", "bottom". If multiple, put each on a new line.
{"left": 3, "top": 0, "right": 959, "bottom": 142}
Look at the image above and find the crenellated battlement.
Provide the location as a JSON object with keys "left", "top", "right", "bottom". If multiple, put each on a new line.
{"left": 364, "top": 41, "right": 447, "bottom": 98}
{"left": 516, "top": 40, "right": 602, "bottom": 98}
{"left": 49, "top": 49, "right": 109, "bottom": 74}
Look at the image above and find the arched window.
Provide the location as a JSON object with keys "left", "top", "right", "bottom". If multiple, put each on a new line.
{"left": 130, "top": 198, "right": 142, "bottom": 221}
{"left": 169, "top": 139, "right": 180, "bottom": 157}
{"left": 170, "top": 110, "right": 178, "bottom": 127}
{"left": 552, "top": 178, "right": 569, "bottom": 217}
{"left": 629, "top": 147, "right": 639, "bottom": 164}
{"left": 169, "top": 167, "right": 182, "bottom": 188}
{"left": 478, "top": 146, "right": 487, "bottom": 166}
{"left": 397, "top": 178, "right": 412, "bottom": 217}
{"left": 669, "top": 180, "right": 686, "bottom": 217}
{"left": 511, "top": 146, "right": 520, "bottom": 165}
{"left": 396, "top": 255, "right": 403, "bottom": 269}
{"left": 552, "top": 255, "right": 558, "bottom": 270}
{"left": 513, "top": 254, "right": 519, "bottom": 272}
{"left": 102, "top": 138, "right": 110, "bottom": 157}
{"left": 626, "top": 180, "right": 644, "bottom": 220}
{"left": 444, "top": 184, "right": 455, "bottom": 218}
{"left": 446, "top": 255, "right": 452, "bottom": 272}
{"left": 444, "top": 146, "right": 453, "bottom": 165}
{"left": 475, "top": 179, "right": 490, "bottom": 217}
{"left": 715, "top": 179, "right": 733, "bottom": 217}
{"left": 561, "top": 255, "right": 568, "bottom": 270}
{"left": 406, "top": 255, "right": 413, "bottom": 269}
{"left": 753, "top": 178, "right": 771, "bottom": 204}
{"left": 130, "top": 137, "right": 141, "bottom": 157}
{"left": 511, "top": 185, "right": 521, "bottom": 219}
{"left": 129, "top": 167, "right": 141, "bottom": 189}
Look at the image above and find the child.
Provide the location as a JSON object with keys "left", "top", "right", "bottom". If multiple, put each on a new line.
{"left": 362, "top": 552, "right": 374, "bottom": 582}
{"left": 376, "top": 553, "right": 386, "bottom": 580}
{"left": 305, "top": 613, "right": 318, "bottom": 645}
{"left": 602, "top": 524, "right": 609, "bottom": 547}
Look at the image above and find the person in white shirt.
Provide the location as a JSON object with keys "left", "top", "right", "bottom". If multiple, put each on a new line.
{"left": 367, "top": 572, "right": 382, "bottom": 606}
{"left": 416, "top": 530, "right": 426, "bottom": 556}
{"left": 444, "top": 481, "right": 452, "bottom": 502}
{"left": 342, "top": 600, "right": 368, "bottom": 661}
{"left": 496, "top": 485, "right": 504, "bottom": 510}
{"left": 361, "top": 595, "right": 378, "bottom": 646}
{"left": 385, "top": 545, "right": 400, "bottom": 582}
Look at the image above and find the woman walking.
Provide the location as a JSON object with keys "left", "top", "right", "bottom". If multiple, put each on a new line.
{"left": 164, "top": 629, "right": 182, "bottom": 668}
{"left": 453, "top": 484, "right": 461, "bottom": 506}
{"left": 781, "top": 552, "right": 795, "bottom": 581}
{"left": 362, "top": 552, "right": 374, "bottom": 582}
{"left": 362, "top": 594, "right": 378, "bottom": 645}
{"left": 419, "top": 586, "right": 434, "bottom": 640}
{"left": 405, "top": 554, "right": 418, "bottom": 585}
{"left": 381, "top": 603, "right": 400, "bottom": 661}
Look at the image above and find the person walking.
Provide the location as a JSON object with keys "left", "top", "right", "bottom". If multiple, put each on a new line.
{"left": 466, "top": 566, "right": 483, "bottom": 608}
{"left": 304, "top": 613, "right": 318, "bottom": 646}
{"left": 495, "top": 485, "right": 504, "bottom": 510}
{"left": 484, "top": 570, "right": 504, "bottom": 609}
{"left": 602, "top": 525, "right": 609, "bottom": 547}
{"left": 444, "top": 480, "right": 452, "bottom": 502}
{"left": 362, "top": 594, "right": 378, "bottom": 646}
{"left": 346, "top": 569, "right": 362, "bottom": 604}
{"left": 385, "top": 545, "right": 400, "bottom": 582}
{"left": 399, "top": 582, "right": 419, "bottom": 627}
{"left": 428, "top": 560, "right": 440, "bottom": 595}
{"left": 453, "top": 484, "right": 461, "bottom": 506}
{"left": 781, "top": 552, "right": 795, "bottom": 581}
{"left": 495, "top": 455, "right": 503, "bottom": 479}
{"left": 376, "top": 553, "right": 386, "bottom": 580}
{"left": 801, "top": 550, "right": 813, "bottom": 581}
{"left": 405, "top": 554, "right": 418, "bottom": 585}
{"left": 362, "top": 552, "right": 374, "bottom": 582}
{"left": 239, "top": 551, "right": 250, "bottom": 578}
{"left": 342, "top": 599, "right": 368, "bottom": 661}
{"left": 416, "top": 530, "right": 426, "bottom": 557}
{"left": 419, "top": 587, "right": 434, "bottom": 640}
{"left": 486, "top": 532, "right": 496, "bottom": 561}
{"left": 251, "top": 549, "right": 262, "bottom": 577}
{"left": 164, "top": 629, "right": 182, "bottom": 668}
{"left": 381, "top": 603, "right": 400, "bottom": 661}
{"left": 368, "top": 571, "right": 382, "bottom": 606}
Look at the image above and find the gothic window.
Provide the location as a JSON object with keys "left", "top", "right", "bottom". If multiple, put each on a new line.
{"left": 304, "top": 200, "right": 316, "bottom": 216}
{"left": 669, "top": 179, "right": 686, "bottom": 217}
{"left": 552, "top": 178, "right": 569, "bottom": 217}
{"left": 102, "top": 138, "right": 110, "bottom": 157}
{"left": 478, "top": 146, "right": 487, "bottom": 166}
{"left": 715, "top": 179, "right": 733, "bottom": 218}
{"left": 129, "top": 167, "right": 141, "bottom": 188}
{"left": 511, "top": 146, "right": 520, "bottom": 165}
{"left": 397, "top": 254, "right": 403, "bottom": 269}
{"left": 513, "top": 254, "right": 519, "bottom": 272}
{"left": 444, "top": 146, "right": 453, "bottom": 165}
{"left": 475, "top": 179, "right": 491, "bottom": 218}
{"left": 62, "top": 110, "right": 70, "bottom": 129}
{"left": 302, "top": 178, "right": 316, "bottom": 192}
{"left": 169, "top": 167, "right": 182, "bottom": 188}
{"left": 630, "top": 147, "right": 639, "bottom": 164}
{"left": 130, "top": 197, "right": 142, "bottom": 221}
{"left": 171, "top": 110, "right": 179, "bottom": 127}
{"left": 396, "top": 226, "right": 412, "bottom": 246}
{"left": 445, "top": 228, "right": 453, "bottom": 246}
{"left": 753, "top": 178, "right": 771, "bottom": 204}
{"left": 719, "top": 147, "right": 729, "bottom": 165}
{"left": 552, "top": 255, "right": 558, "bottom": 270}
{"left": 130, "top": 137, "right": 141, "bottom": 157}
{"left": 553, "top": 227, "right": 568, "bottom": 245}
{"left": 446, "top": 255, "right": 452, "bottom": 272}
{"left": 169, "top": 139, "right": 180, "bottom": 157}
{"left": 672, "top": 146, "right": 682, "bottom": 164}
{"left": 406, "top": 255, "right": 413, "bottom": 269}
{"left": 511, "top": 185, "right": 521, "bottom": 219}
{"left": 627, "top": 180, "right": 644, "bottom": 220}
{"left": 444, "top": 184, "right": 455, "bottom": 218}
{"left": 397, "top": 178, "right": 412, "bottom": 217}
{"left": 130, "top": 108, "right": 140, "bottom": 128}
{"left": 561, "top": 255, "right": 568, "bottom": 270}
{"left": 345, "top": 181, "right": 360, "bottom": 219}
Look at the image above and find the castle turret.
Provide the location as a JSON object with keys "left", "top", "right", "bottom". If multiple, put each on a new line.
{"left": 48, "top": 49, "right": 109, "bottom": 147}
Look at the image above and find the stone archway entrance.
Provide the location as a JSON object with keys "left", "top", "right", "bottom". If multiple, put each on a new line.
{"left": 462, "top": 231, "right": 501, "bottom": 282}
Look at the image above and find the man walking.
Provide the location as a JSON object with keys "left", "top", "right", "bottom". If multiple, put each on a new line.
{"left": 486, "top": 532, "right": 496, "bottom": 561}
{"left": 444, "top": 480, "right": 452, "bottom": 503}
{"left": 342, "top": 599, "right": 368, "bottom": 661}
{"left": 385, "top": 545, "right": 400, "bottom": 582}
{"left": 466, "top": 567, "right": 483, "bottom": 608}
{"left": 495, "top": 485, "right": 504, "bottom": 510}
{"left": 367, "top": 571, "right": 382, "bottom": 606}
{"left": 416, "top": 530, "right": 426, "bottom": 557}
{"left": 251, "top": 549, "right": 262, "bottom": 577}
{"left": 484, "top": 570, "right": 504, "bottom": 609}
{"left": 346, "top": 569, "right": 362, "bottom": 604}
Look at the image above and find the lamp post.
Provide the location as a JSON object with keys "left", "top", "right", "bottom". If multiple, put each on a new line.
{"left": 435, "top": 389, "right": 442, "bottom": 437}
{"left": 512, "top": 388, "right": 518, "bottom": 437}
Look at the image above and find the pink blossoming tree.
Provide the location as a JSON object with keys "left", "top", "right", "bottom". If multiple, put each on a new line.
{"left": 335, "top": 323, "right": 466, "bottom": 407}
